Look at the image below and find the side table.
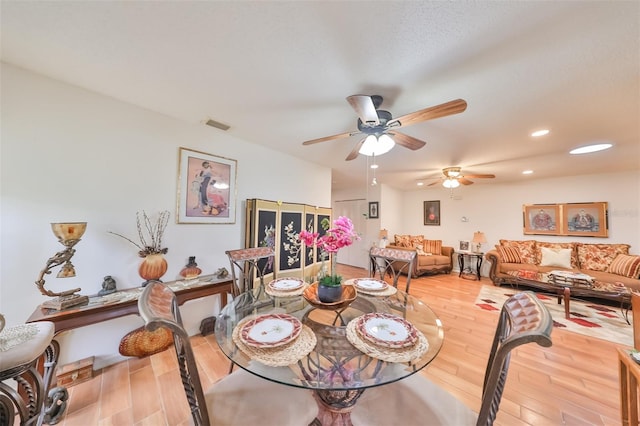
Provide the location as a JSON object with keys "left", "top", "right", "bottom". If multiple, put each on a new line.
{"left": 458, "top": 251, "right": 484, "bottom": 280}
{"left": 618, "top": 347, "right": 640, "bottom": 426}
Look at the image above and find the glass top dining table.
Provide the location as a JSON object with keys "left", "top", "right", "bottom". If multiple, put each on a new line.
{"left": 214, "top": 279, "right": 444, "bottom": 425}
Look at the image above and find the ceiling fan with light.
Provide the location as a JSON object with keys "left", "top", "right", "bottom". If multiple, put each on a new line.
{"left": 428, "top": 167, "right": 496, "bottom": 188}
{"left": 302, "top": 95, "right": 467, "bottom": 161}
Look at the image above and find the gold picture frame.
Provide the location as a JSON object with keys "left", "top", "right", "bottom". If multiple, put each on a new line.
{"left": 563, "top": 202, "right": 608, "bottom": 238}
{"left": 523, "top": 204, "right": 561, "bottom": 235}
{"left": 177, "top": 147, "right": 237, "bottom": 224}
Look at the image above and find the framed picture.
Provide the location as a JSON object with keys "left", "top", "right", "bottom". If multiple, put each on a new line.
{"left": 563, "top": 202, "right": 608, "bottom": 237}
{"left": 368, "top": 202, "right": 379, "bottom": 219}
{"left": 523, "top": 204, "right": 561, "bottom": 235}
{"left": 177, "top": 147, "right": 237, "bottom": 224}
{"left": 423, "top": 200, "right": 440, "bottom": 226}
{"left": 459, "top": 240, "right": 470, "bottom": 252}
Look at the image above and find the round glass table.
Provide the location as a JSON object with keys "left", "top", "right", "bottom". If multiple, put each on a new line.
{"left": 214, "top": 280, "right": 444, "bottom": 425}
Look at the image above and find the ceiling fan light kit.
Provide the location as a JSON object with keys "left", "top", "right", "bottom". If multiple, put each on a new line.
{"left": 359, "top": 134, "right": 395, "bottom": 156}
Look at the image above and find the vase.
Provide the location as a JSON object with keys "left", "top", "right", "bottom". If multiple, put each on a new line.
{"left": 317, "top": 283, "right": 343, "bottom": 303}
{"left": 139, "top": 253, "right": 168, "bottom": 286}
{"left": 180, "top": 256, "right": 202, "bottom": 280}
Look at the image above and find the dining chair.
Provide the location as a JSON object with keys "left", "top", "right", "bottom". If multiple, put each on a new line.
{"left": 0, "top": 316, "right": 59, "bottom": 426}
{"left": 225, "top": 247, "right": 275, "bottom": 298}
{"left": 369, "top": 247, "right": 417, "bottom": 293}
{"left": 137, "top": 281, "right": 318, "bottom": 426}
{"left": 351, "top": 291, "right": 553, "bottom": 426}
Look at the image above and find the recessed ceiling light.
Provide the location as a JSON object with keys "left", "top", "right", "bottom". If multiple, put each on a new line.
{"left": 531, "top": 129, "right": 549, "bottom": 137}
{"left": 417, "top": 182, "right": 424, "bottom": 186}
{"left": 522, "top": 170, "right": 534, "bottom": 175}
{"left": 370, "top": 164, "right": 379, "bottom": 169}
{"left": 569, "top": 143, "right": 613, "bottom": 155}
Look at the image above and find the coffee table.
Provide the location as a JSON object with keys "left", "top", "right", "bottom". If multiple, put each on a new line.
{"left": 505, "top": 270, "right": 631, "bottom": 323}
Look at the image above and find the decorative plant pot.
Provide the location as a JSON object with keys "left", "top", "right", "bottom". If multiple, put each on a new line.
{"left": 317, "top": 283, "right": 343, "bottom": 303}
{"left": 139, "top": 253, "right": 168, "bottom": 286}
{"left": 180, "top": 256, "right": 202, "bottom": 280}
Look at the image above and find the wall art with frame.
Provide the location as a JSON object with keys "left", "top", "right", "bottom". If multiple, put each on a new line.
{"left": 521, "top": 202, "right": 608, "bottom": 237}
{"left": 177, "top": 147, "right": 237, "bottom": 224}
{"left": 423, "top": 200, "right": 441, "bottom": 226}
{"left": 523, "top": 204, "right": 561, "bottom": 235}
{"left": 368, "top": 202, "right": 379, "bottom": 219}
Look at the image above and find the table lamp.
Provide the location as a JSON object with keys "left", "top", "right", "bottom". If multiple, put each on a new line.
{"left": 379, "top": 229, "right": 389, "bottom": 248}
{"left": 472, "top": 231, "right": 487, "bottom": 253}
{"left": 35, "top": 222, "right": 90, "bottom": 310}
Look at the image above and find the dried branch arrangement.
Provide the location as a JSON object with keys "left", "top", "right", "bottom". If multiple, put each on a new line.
{"left": 109, "top": 210, "right": 170, "bottom": 257}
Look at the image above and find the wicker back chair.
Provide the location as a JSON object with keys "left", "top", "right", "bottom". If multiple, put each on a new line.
{"left": 369, "top": 247, "right": 417, "bottom": 293}
{"left": 137, "top": 281, "right": 317, "bottom": 426}
{"left": 352, "top": 291, "right": 553, "bottom": 426}
{"left": 225, "top": 247, "right": 275, "bottom": 297}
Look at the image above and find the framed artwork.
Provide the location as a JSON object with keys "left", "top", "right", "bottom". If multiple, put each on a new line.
{"left": 563, "top": 202, "right": 608, "bottom": 237}
{"left": 523, "top": 204, "right": 561, "bottom": 235}
{"left": 177, "top": 147, "right": 237, "bottom": 224}
{"left": 459, "top": 240, "right": 470, "bottom": 252}
{"left": 423, "top": 200, "right": 441, "bottom": 226}
{"left": 369, "top": 202, "right": 379, "bottom": 219}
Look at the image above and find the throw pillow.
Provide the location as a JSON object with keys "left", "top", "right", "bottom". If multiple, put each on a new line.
{"left": 608, "top": 254, "right": 640, "bottom": 279}
{"left": 536, "top": 242, "right": 578, "bottom": 268}
{"left": 423, "top": 240, "right": 442, "bottom": 255}
{"left": 496, "top": 245, "right": 521, "bottom": 263}
{"left": 394, "top": 234, "right": 411, "bottom": 247}
{"left": 410, "top": 235, "right": 425, "bottom": 248}
{"left": 499, "top": 239, "right": 537, "bottom": 264}
{"left": 539, "top": 247, "right": 572, "bottom": 269}
{"left": 415, "top": 246, "right": 427, "bottom": 256}
{"left": 119, "top": 326, "right": 173, "bottom": 358}
{"left": 577, "top": 243, "right": 630, "bottom": 271}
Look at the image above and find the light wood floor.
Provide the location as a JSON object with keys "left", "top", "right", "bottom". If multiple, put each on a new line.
{"left": 53, "top": 265, "right": 625, "bottom": 425}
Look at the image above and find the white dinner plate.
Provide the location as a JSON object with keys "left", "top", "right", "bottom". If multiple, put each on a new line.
{"left": 268, "top": 277, "right": 305, "bottom": 292}
{"left": 239, "top": 313, "right": 302, "bottom": 348}
{"left": 353, "top": 278, "right": 388, "bottom": 292}
{"left": 355, "top": 313, "right": 418, "bottom": 349}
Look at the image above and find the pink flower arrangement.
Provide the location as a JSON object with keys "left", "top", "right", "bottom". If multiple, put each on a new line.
{"left": 299, "top": 216, "right": 360, "bottom": 286}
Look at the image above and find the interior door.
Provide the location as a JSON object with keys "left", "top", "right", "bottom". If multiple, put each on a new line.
{"left": 333, "top": 199, "right": 368, "bottom": 269}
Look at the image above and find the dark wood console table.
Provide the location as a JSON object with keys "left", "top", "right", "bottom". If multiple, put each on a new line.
{"left": 27, "top": 274, "right": 233, "bottom": 334}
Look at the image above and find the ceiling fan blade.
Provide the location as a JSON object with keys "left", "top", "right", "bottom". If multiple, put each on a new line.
{"left": 302, "top": 131, "right": 356, "bottom": 146}
{"left": 345, "top": 137, "right": 367, "bottom": 161}
{"left": 387, "top": 99, "right": 467, "bottom": 128}
{"left": 389, "top": 132, "right": 427, "bottom": 151}
{"left": 459, "top": 178, "right": 474, "bottom": 185}
{"left": 463, "top": 174, "right": 495, "bottom": 179}
{"left": 346, "top": 95, "right": 379, "bottom": 126}
{"left": 427, "top": 180, "right": 442, "bottom": 187}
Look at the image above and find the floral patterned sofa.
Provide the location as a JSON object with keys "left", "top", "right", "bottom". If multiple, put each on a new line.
{"left": 386, "top": 234, "right": 454, "bottom": 278}
{"left": 485, "top": 239, "right": 640, "bottom": 293}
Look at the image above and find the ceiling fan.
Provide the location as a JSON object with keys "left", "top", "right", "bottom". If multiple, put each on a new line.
{"left": 302, "top": 95, "right": 467, "bottom": 161}
{"left": 427, "top": 167, "right": 496, "bottom": 188}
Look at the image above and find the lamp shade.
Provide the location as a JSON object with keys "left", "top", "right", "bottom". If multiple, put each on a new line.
{"left": 359, "top": 134, "right": 395, "bottom": 156}
{"left": 472, "top": 231, "right": 487, "bottom": 244}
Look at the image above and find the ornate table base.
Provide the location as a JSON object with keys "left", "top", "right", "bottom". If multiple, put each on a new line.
{"left": 312, "top": 389, "right": 365, "bottom": 426}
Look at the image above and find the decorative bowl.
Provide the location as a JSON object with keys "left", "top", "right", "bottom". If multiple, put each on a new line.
{"left": 303, "top": 283, "right": 357, "bottom": 310}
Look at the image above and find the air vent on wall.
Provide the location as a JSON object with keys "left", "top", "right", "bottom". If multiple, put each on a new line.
{"left": 203, "top": 118, "right": 230, "bottom": 131}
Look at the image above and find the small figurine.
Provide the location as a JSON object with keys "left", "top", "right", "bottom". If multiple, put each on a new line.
{"left": 98, "top": 276, "right": 117, "bottom": 296}
{"left": 216, "top": 267, "right": 229, "bottom": 278}
{"left": 180, "top": 256, "right": 202, "bottom": 280}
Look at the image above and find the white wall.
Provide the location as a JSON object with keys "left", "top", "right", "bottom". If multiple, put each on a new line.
{"left": 0, "top": 64, "right": 331, "bottom": 367}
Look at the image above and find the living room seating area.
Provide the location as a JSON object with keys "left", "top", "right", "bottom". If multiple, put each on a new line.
{"left": 386, "top": 234, "right": 454, "bottom": 277}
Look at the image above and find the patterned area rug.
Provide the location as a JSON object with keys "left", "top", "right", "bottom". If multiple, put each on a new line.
{"left": 475, "top": 285, "right": 632, "bottom": 346}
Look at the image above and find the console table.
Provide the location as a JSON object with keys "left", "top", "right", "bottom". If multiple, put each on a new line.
{"left": 28, "top": 275, "right": 233, "bottom": 334}
{"left": 25, "top": 275, "right": 232, "bottom": 424}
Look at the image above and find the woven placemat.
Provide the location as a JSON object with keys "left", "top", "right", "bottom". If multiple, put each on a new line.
{"left": 345, "top": 316, "right": 428, "bottom": 363}
{"left": 232, "top": 315, "right": 316, "bottom": 366}
{"left": 264, "top": 283, "right": 309, "bottom": 298}
{"left": 343, "top": 280, "right": 397, "bottom": 297}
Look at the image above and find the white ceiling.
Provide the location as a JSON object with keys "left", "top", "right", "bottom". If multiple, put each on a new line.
{"left": 2, "top": 1, "right": 639, "bottom": 191}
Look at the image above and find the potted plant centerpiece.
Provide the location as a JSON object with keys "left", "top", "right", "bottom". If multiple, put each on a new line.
{"left": 109, "top": 210, "right": 170, "bottom": 286}
{"left": 299, "top": 216, "right": 359, "bottom": 303}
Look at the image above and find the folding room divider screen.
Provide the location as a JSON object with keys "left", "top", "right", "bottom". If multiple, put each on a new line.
{"left": 245, "top": 199, "right": 332, "bottom": 282}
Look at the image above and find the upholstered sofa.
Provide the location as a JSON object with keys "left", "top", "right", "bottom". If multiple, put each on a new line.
{"left": 485, "top": 239, "right": 640, "bottom": 293}
{"left": 386, "top": 234, "right": 454, "bottom": 277}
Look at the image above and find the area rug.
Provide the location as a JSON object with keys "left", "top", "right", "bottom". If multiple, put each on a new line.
{"left": 475, "top": 285, "right": 632, "bottom": 346}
